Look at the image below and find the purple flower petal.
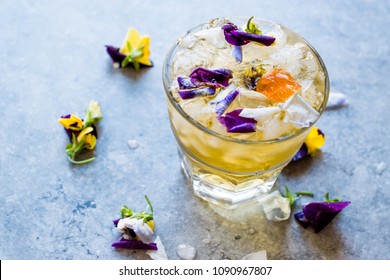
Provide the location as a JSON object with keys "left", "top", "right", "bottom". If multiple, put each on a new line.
{"left": 113, "top": 218, "right": 120, "bottom": 227}
{"left": 230, "top": 30, "right": 275, "bottom": 46}
{"left": 294, "top": 211, "right": 311, "bottom": 228}
{"left": 222, "top": 23, "right": 247, "bottom": 46}
{"left": 232, "top": 46, "right": 243, "bottom": 63}
{"left": 177, "top": 77, "right": 197, "bottom": 89}
{"left": 295, "top": 201, "right": 351, "bottom": 233}
{"left": 112, "top": 238, "right": 158, "bottom": 250}
{"left": 189, "top": 67, "right": 233, "bottom": 88}
{"left": 292, "top": 143, "right": 309, "bottom": 161}
{"left": 105, "top": 45, "right": 126, "bottom": 65}
{"left": 222, "top": 23, "right": 276, "bottom": 47}
{"left": 178, "top": 87, "right": 216, "bottom": 99}
{"left": 215, "top": 90, "right": 239, "bottom": 115}
{"left": 217, "top": 109, "right": 257, "bottom": 133}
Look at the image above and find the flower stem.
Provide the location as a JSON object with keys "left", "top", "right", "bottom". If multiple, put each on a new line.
{"left": 67, "top": 156, "right": 96, "bottom": 165}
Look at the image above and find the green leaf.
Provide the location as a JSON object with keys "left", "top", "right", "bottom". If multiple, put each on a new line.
{"left": 121, "top": 205, "right": 133, "bottom": 218}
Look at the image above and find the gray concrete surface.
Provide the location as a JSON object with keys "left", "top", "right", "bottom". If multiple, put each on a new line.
{"left": 0, "top": 0, "right": 389, "bottom": 260}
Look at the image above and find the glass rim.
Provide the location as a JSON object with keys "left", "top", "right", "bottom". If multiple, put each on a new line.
{"left": 162, "top": 17, "right": 330, "bottom": 145}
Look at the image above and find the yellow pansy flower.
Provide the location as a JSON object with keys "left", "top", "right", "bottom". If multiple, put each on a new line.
{"left": 58, "top": 114, "right": 83, "bottom": 131}
{"left": 305, "top": 127, "right": 325, "bottom": 154}
{"left": 119, "top": 28, "right": 152, "bottom": 70}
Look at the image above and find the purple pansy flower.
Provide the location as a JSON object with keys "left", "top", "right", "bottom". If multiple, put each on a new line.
{"left": 215, "top": 89, "right": 240, "bottom": 115}
{"left": 112, "top": 238, "right": 158, "bottom": 250}
{"left": 222, "top": 23, "right": 276, "bottom": 46}
{"left": 221, "top": 22, "right": 275, "bottom": 63}
{"left": 217, "top": 109, "right": 257, "bottom": 133}
{"left": 294, "top": 201, "right": 351, "bottom": 233}
{"left": 177, "top": 67, "right": 233, "bottom": 100}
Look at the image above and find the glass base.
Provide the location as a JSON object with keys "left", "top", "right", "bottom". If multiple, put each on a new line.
{"left": 178, "top": 149, "right": 283, "bottom": 209}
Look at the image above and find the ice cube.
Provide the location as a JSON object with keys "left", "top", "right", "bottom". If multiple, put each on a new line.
{"left": 194, "top": 27, "right": 226, "bottom": 48}
{"left": 180, "top": 97, "right": 216, "bottom": 127}
{"left": 301, "top": 51, "right": 318, "bottom": 79}
{"left": 239, "top": 107, "right": 281, "bottom": 123}
{"left": 237, "top": 87, "right": 270, "bottom": 108}
{"left": 282, "top": 94, "right": 319, "bottom": 127}
{"left": 261, "top": 116, "right": 299, "bottom": 140}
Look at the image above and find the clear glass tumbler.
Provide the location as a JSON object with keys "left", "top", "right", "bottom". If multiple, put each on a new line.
{"left": 162, "top": 17, "right": 329, "bottom": 209}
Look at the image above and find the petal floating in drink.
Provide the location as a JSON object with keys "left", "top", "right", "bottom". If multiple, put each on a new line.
{"left": 177, "top": 67, "right": 232, "bottom": 100}
{"left": 292, "top": 127, "right": 325, "bottom": 161}
{"left": 221, "top": 23, "right": 275, "bottom": 46}
{"left": 189, "top": 67, "right": 232, "bottom": 88}
{"left": 232, "top": 45, "right": 243, "bottom": 63}
{"left": 294, "top": 201, "right": 351, "bottom": 233}
{"left": 217, "top": 109, "right": 257, "bottom": 133}
{"left": 215, "top": 89, "right": 239, "bottom": 115}
{"left": 178, "top": 87, "right": 216, "bottom": 100}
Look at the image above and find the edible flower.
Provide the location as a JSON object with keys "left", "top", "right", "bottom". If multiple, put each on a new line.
{"left": 217, "top": 108, "right": 257, "bottom": 133}
{"left": 215, "top": 89, "right": 239, "bottom": 115}
{"left": 106, "top": 27, "right": 152, "bottom": 71}
{"left": 177, "top": 67, "right": 232, "bottom": 99}
{"left": 112, "top": 195, "right": 157, "bottom": 250}
{"left": 292, "top": 127, "right": 325, "bottom": 161}
{"left": 294, "top": 193, "right": 351, "bottom": 233}
{"left": 58, "top": 114, "right": 83, "bottom": 131}
{"left": 222, "top": 19, "right": 275, "bottom": 63}
{"left": 58, "top": 101, "right": 102, "bottom": 164}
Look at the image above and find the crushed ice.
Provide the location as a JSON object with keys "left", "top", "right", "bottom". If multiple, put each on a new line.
{"left": 127, "top": 139, "right": 139, "bottom": 149}
{"left": 242, "top": 250, "right": 267, "bottom": 260}
{"left": 326, "top": 92, "right": 348, "bottom": 109}
{"left": 176, "top": 244, "right": 196, "bottom": 260}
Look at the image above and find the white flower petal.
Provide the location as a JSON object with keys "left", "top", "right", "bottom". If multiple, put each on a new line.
{"left": 146, "top": 236, "right": 168, "bottom": 260}
{"left": 283, "top": 94, "right": 319, "bottom": 127}
{"left": 259, "top": 190, "right": 291, "bottom": 221}
{"left": 132, "top": 220, "right": 154, "bottom": 244}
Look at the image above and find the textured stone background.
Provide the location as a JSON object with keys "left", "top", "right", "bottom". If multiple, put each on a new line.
{"left": 0, "top": 0, "right": 389, "bottom": 259}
